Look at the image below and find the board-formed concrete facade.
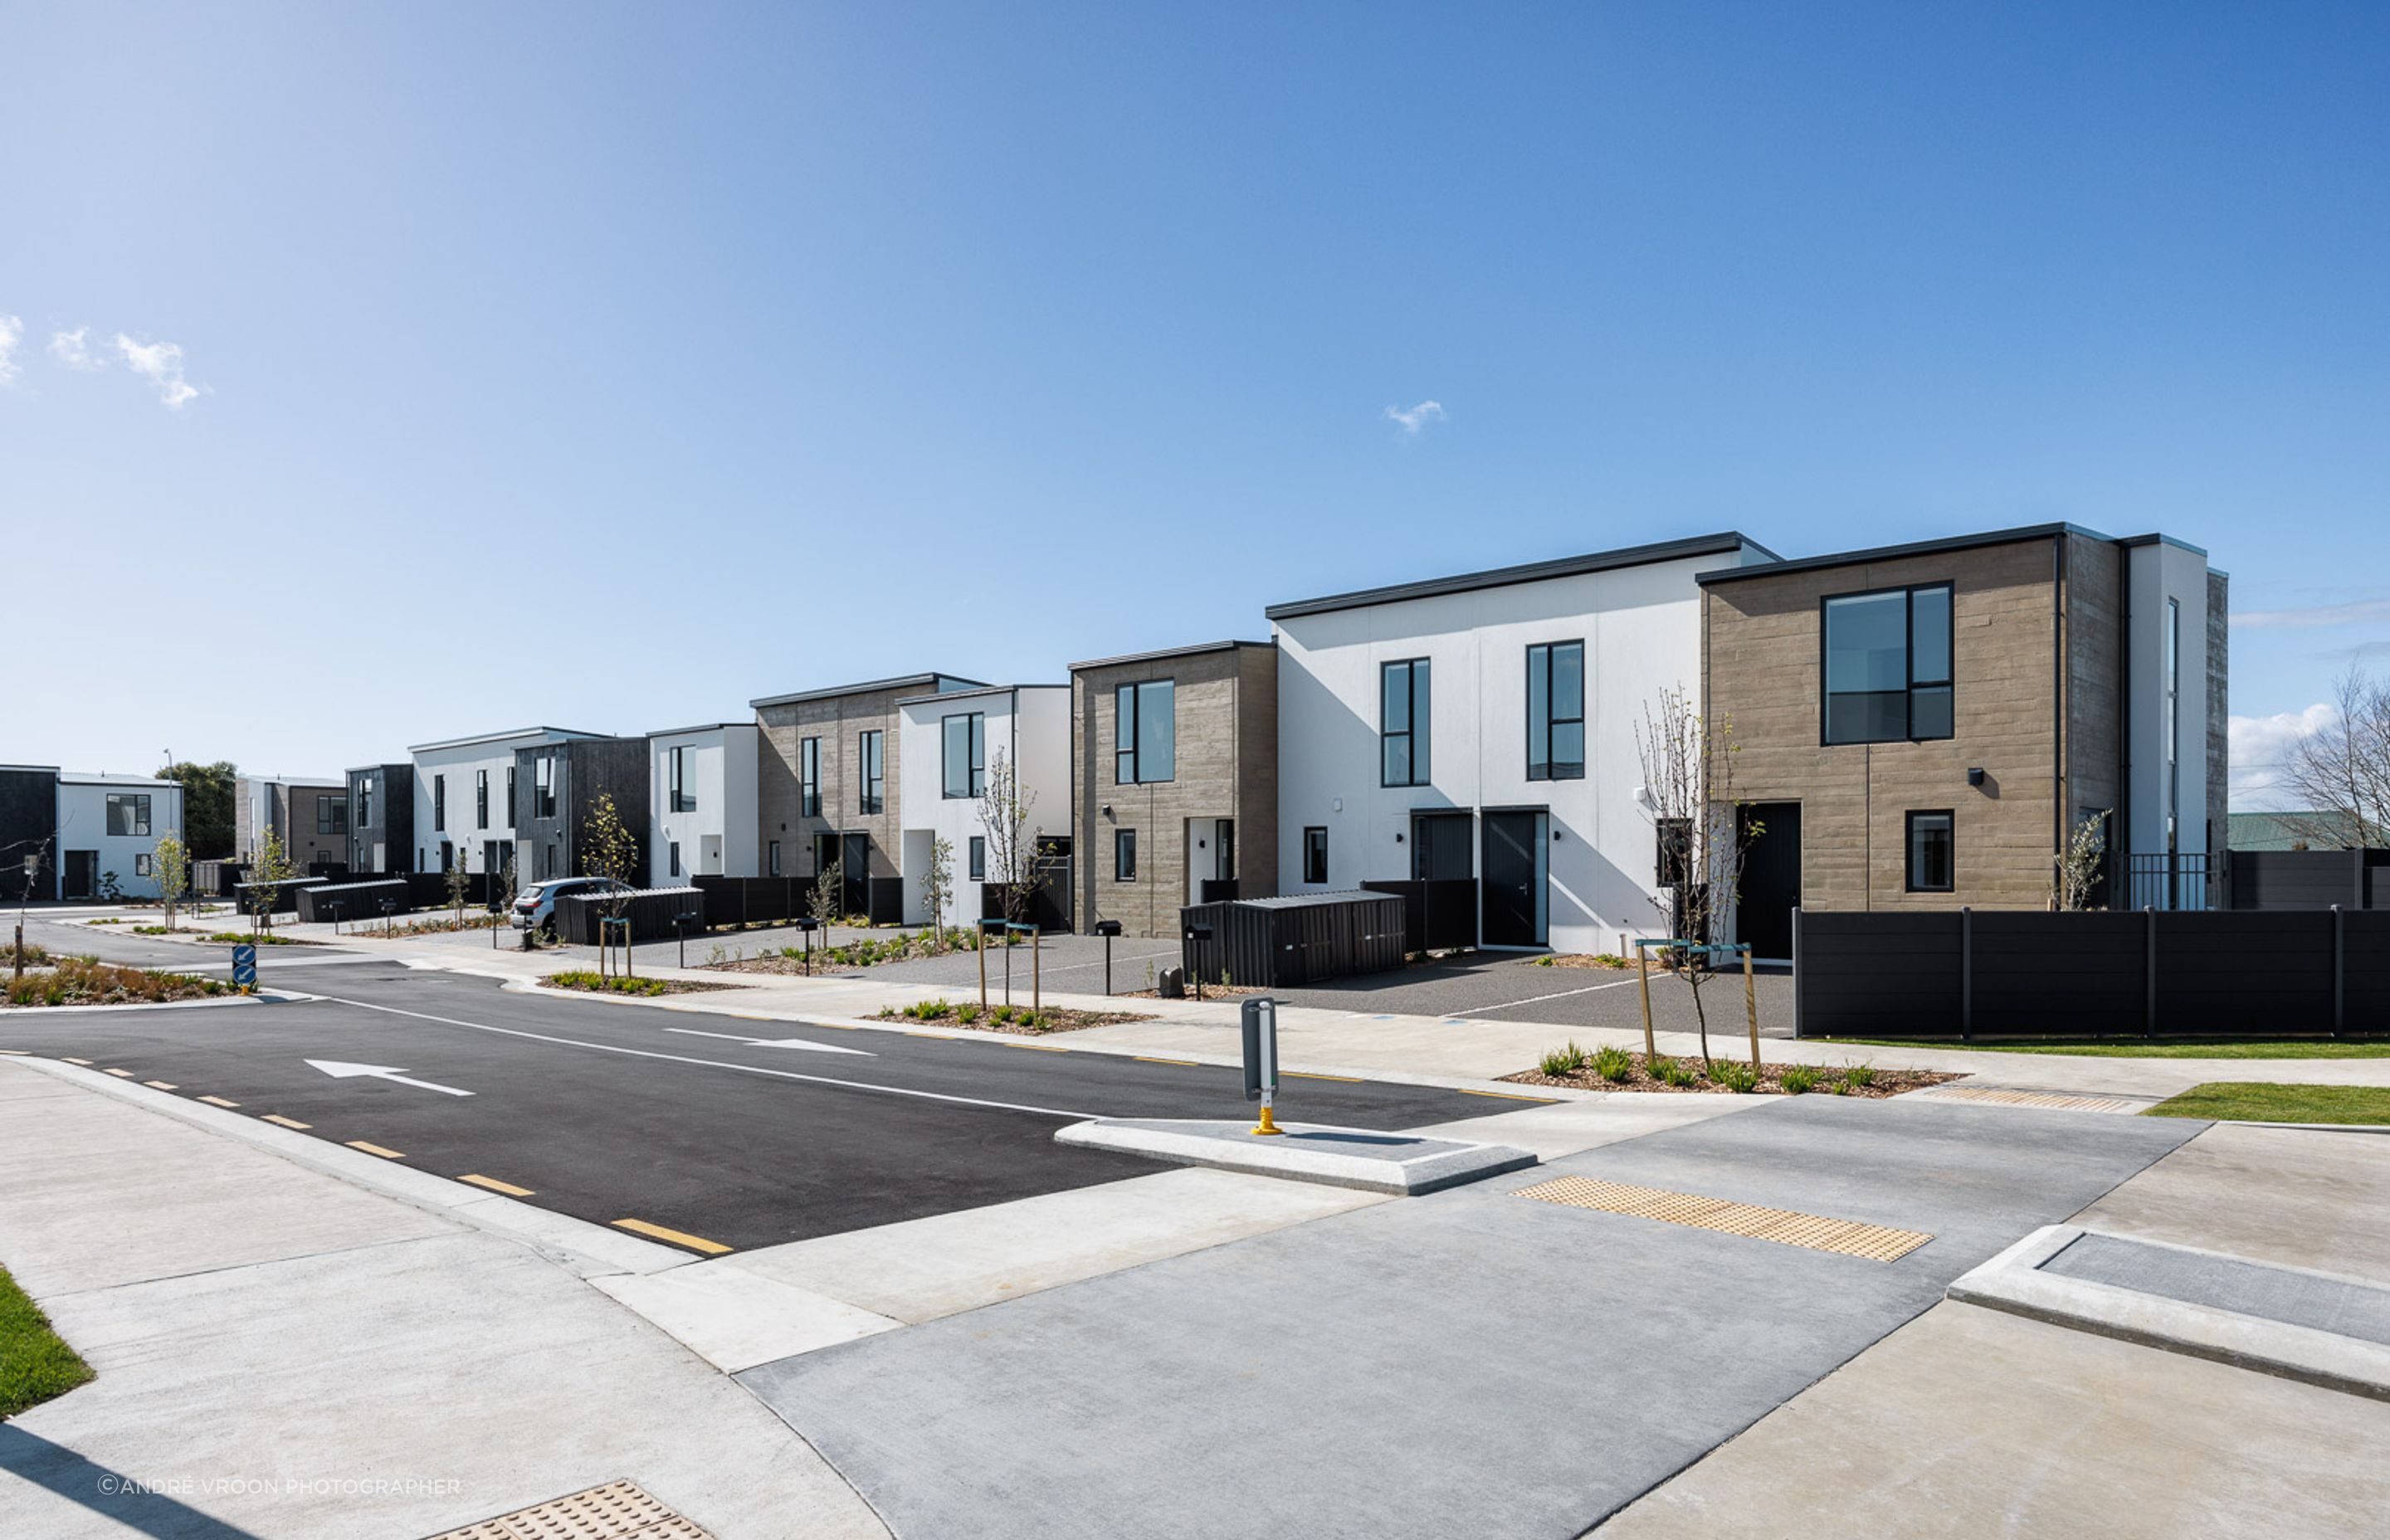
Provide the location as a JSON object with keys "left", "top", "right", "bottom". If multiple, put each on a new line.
{"left": 237, "top": 776, "right": 349, "bottom": 872}
{"left": 1700, "top": 524, "right": 2226, "bottom": 941}
{"left": 1071, "top": 641, "right": 1277, "bottom": 938}
{"left": 752, "top": 673, "right": 984, "bottom": 895}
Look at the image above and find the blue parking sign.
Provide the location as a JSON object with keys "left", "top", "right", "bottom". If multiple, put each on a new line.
{"left": 231, "top": 943, "right": 257, "bottom": 988}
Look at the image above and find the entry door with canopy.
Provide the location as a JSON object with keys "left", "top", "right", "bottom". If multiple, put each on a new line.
{"left": 1480, "top": 810, "right": 1547, "bottom": 948}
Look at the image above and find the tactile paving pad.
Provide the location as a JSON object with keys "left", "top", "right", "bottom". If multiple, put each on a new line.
{"left": 1910, "top": 1084, "right": 2147, "bottom": 1114}
{"left": 1514, "top": 1175, "right": 1934, "bottom": 1262}
{"left": 424, "top": 1479, "right": 714, "bottom": 1540}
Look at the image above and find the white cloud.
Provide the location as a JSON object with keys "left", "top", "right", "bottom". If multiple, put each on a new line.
{"left": 2233, "top": 597, "right": 2390, "bottom": 630}
{"left": 1384, "top": 399, "right": 1446, "bottom": 435}
{"left": 0, "top": 314, "right": 22, "bottom": 386}
{"left": 112, "top": 332, "right": 202, "bottom": 408}
{"left": 2228, "top": 703, "right": 2335, "bottom": 809}
{"left": 47, "top": 326, "right": 101, "bottom": 370}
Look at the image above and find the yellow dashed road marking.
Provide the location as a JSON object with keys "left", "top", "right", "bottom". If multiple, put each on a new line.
{"left": 1005, "top": 1041, "right": 1068, "bottom": 1052}
{"left": 1461, "top": 1088, "right": 1558, "bottom": 1102}
{"left": 144, "top": 1080, "right": 177, "bottom": 1089}
{"left": 262, "top": 1114, "right": 311, "bottom": 1129}
{"left": 612, "top": 1218, "right": 732, "bottom": 1255}
{"left": 905, "top": 1031, "right": 947, "bottom": 1039}
{"left": 1285, "top": 1071, "right": 1363, "bottom": 1083}
{"left": 458, "top": 1173, "right": 534, "bottom": 1196}
{"left": 64, "top": 1057, "right": 93, "bottom": 1065}
{"left": 0, "top": 1049, "right": 30, "bottom": 1055}
{"left": 104, "top": 1068, "right": 135, "bottom": 1078}
{"left": 346, "top": 1141, "right": 405, "bottom": 1159}
{"left": 1136, "top": 1056, "right": 1198, "bottom": 1066}
{"left": 199, "top": 1095, "right": 240, "bottom": 1108}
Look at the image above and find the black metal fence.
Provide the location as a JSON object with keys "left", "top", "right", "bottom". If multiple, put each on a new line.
{"left": 231, "top": 876, "right": 329, "bottom": 914}
{"left": 403, "top": 872, "right": 495, "bottom": 909}
{"left": 1361, "top": 879, "right": 1480, "bottom": 953}
{"left": 2123, "top": 852, "right": 2222, "bottom": 911}
{"left": 981, "top": 879, "right": 1069, "bottom": 933}
{"left": 295, "top": 879, "right": 411, "bottom": 924}
{"left": 554, "top": 886, "right": 705, "bottom": 946}
{"left": 2229, "top": 849, "right": 2388, "bottom": 911}
{"left": 692, "top": 875, "right": 809, "bottom": 928}
{"left": 1179, "top": 892, "right": 1407, "bottom": 988}
{"left": 1794, "top": 907, "right": 2390, "bottom": 1038}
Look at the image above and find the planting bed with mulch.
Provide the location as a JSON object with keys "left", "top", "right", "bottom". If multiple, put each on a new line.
{"left": 348, "top": 914, "right": 511, "bottom": 938}
{"left": 4, "top": 958, "right": 231, "bottom": 1007}
{"left": 876, "top": 998, "right": 1158, "bottom": 1036}
{"left": 1114, "top": 982, "right": 1267, "bottom": 1000}
{"left": 539, "top": 970, "right": 744, "bottom": 998}
{"left": 1524, "top": 953, "right": 1638, "bottom": 971}
{"left": 1505, "top": 1045, "right": 1959, "bottom": 1099}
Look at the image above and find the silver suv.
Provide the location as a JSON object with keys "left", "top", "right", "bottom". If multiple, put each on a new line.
{"left": 512, "top": 877, "right": 633, "bottom": 935}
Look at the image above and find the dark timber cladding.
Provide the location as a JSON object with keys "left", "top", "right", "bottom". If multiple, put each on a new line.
{"left": 1180, "top": 891, "right": 1406, "bottom": 987}
{"left": 514, "top": 736, "right": 651, "bottom": 882}
{"left": 345, "top": 763, "right": 416, "bottom": 874}
{"left": 0, "top": 766, "right": 59, "bottom": 901}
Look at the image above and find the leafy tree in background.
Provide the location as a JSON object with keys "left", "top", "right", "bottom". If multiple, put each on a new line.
{"left": 159, "top": 761, "right": 238, "bottom": 860}
{"left": 248, "top": 829, "right": 297, "bottom": 935}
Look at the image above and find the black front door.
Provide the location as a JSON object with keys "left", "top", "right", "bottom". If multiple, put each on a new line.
{"left": 63, "top": 850, "right": 97, "bottom": 900}
{"left": 1480, "top": 811, "right": 1545, "bottom": 948}
{"left": 1739, "top": 802, "right": 1802, "bottom": 961}
{"left": 841, "top": 832, "right": 871, "bottom": 917}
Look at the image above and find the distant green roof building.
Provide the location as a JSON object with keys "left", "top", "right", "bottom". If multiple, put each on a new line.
{"left": 2228, "top": 811, "right": 2382, "bottom": 850}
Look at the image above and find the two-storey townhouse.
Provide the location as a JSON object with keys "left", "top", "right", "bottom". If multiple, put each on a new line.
{"left": 236, "top": 776, "right": 349, "bottom": 873}
{"left": 1268, "top": 534, "right": 1776, "bottom": 956}
{"left": 895, "top": 683, "right": 1071, "bottom": 928}
{"left": 344, "top": 763, "right": 415, "bottom": 875}
{"left": 409, "top": 727, "right": 606, "bottom": 877}
{"left": 647, "top": 723, "right": 761, "bottom": 887}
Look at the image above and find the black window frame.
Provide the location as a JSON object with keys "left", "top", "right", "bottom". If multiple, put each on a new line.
{"left": 476, "top": 769, "right": 490, "bottom": 830}
{"left": 1114, "top": 679, "right": 1176, "bottom": 786}
{"left": 858, "top": 730, "right": 885, "bottom": 816}
{"left": 669, "top": 744, "right": 697, "bottom": 813}
{"left": 1656, "top": 816, "right": 1695, "bottom": 889}
{"left": 1905, "top": 809, "right": 1956, "bottom": 894}
{"left": 534, "top": 754, "right": 558, "bottom": 819}
{"left": 943, "top": 712, "right": 985, "bottom": 800}
{"left": 506, "top": 766, "right": 516, "bottom": 826}
{"left": 106, "top": 792, "right": 153, "bottom": 837}
{"left": 1114, "top": 827, "right": 1138, "bottom": 882}
{"left": 1525, "top": 641, "right": 1586, "bottom": 782}
{"left": 669, "top": 840, "right": 682, "bottom": 878}
{"left": 432, "top": 774, "right": 446, "bottom": 832}
{"left": 358, "top": 776, "right": 374, "bottom": 827}
{"left": 768, "top": 839, "right": 782, "bottom": 876}
{"left": 1380, "top": 658, "right": 1432, "bottom": 787}
{"left": 1821, "top": 582, "right": 1956, "bottom": 747}
{"left": 1302, "top": 826, "right": 1329, "bottom": 885}
{"left": 798, "top": 737, "right": 821, "bottom": 818}
{"left": 968, "top": 836, "right": 986, "bottom": 882}
{"left": 318, "top": 795, "right": 348, "bottom": 836}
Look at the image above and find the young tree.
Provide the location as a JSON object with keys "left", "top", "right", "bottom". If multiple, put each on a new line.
{"left": 10, "top": 834, "right": 52, "bottom": 982}
{"left": 1635, "top": 684, "right": 1755, "bottom": 1070}
{"left": 2280, "top": 666, "right": 2390, "bottom": 849}
{"left": 809, "top": 858, "right": 844, "bottom": 929}
{"left": 581, "top": 793, "right": 640, "bottom": 975}
{"left": 921, "top": 835, "right": 955, "bottom": 950}
{"left": 152, "top": 832, "right": 191, "bottom": 933}
{"left": 975, "top": 748, "right": 1044, "bottom": 928}
{"left": 2051, "top": 810, "right": 2110, "bottom": 911}
{"left": 248, "top": 828, "right": 298, "bottom": 935}
{"left": 444, "top": 845, "right": 474, "bottom": 928}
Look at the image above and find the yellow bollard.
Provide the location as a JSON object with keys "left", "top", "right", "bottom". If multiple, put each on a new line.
{"left": 1251, "top": 1103, "right": 1282, "bottom": 1137}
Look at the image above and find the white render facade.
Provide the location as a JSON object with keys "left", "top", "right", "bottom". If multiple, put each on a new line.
{"left": 648, "top": 724, "right": 761, "bottom": 886}
{"left": 56, "top": 772, "right": 185, "bottom": 900}
{"left": 1268, "top": 534, "right": 1774, "bottom": 955}
{"left": 895, "top": 684, "right": 1071, "bottom": 927}
{"left": 408, "top": 727, "right": 600, "bottom": 875}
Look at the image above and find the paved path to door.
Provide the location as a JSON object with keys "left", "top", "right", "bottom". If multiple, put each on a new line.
{"left": 740, "top": 1096, "right": 2201, "bottom": 1540}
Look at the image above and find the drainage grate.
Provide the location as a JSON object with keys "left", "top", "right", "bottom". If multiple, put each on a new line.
{"left": 1514, "top": 1175, "right": 1934, "bottom": 1262}
{"left": 424, "top": 1480, "right": 713, "bottom": 1540}
{"left": 1910, "top": 1084, "right": 2148, "bottom": 1114}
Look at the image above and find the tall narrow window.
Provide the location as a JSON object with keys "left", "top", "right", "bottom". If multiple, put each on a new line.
{"left": 1823, "top": 584, "right": 1953, "bottom": 744}
{"left": 1303, "top": 826, "right": 1329, "bottom": 885}
{"left": 433, "top": 775, "right": 446, "bottom": 831}
{"left": 669, "top": 841, "right": 682, "bottom": 878}
{"left": 968, "top": 836, "right": 986, "bottom": 882}
{"left": 1526, "top": 641, "right": 1585, "bottom": 781}
{"left": 944, "top": 712, "right": 985, "bottom": 798}
{"left": 1114, "top": 680, "right": 1176, "bottom": 784}
{"left": 1114, "top": 828, "right": 1138, "bottom": 881}
{"left": 534, "top": 755, "right": 556, "bottom": 818}
{"left": 506, "top": 766, "right": 516, "bottom": 826}
{"left": 1656, "top": 817, "right": 1694, "bottom": 889}
{"left": 669, "top": 744, "right": 696, "bottom": 812}
{"left": 2163, "top": 597, "right": 2181, "bottom": 854}
{"left": 476, "top": 770, "right": 490, "bottom": 830}
{"left": 358, "top": 776, "right": 374, "bottom": 827}
{"left": 799, "top": 737, "right": 821, "bottom": 818}
{"left": 1381, "top": 659, "right": 1432, "bottom": 787}
{"left": 1906, "top": 811, "right": 1955, "bottom": 893}
{"left": 859, "top": 730, "right": 885, "bottom": 815}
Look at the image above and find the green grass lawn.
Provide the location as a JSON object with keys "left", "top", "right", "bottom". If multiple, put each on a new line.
{"left": 1821, "top": 1037, "right": 2390, "bottom": 1060}
{"left": 0, "top": 1265, "right": 92, "bottom": 1419}
{"left": 2146, "top": 1082, "right": 2390, "bottom": 1125}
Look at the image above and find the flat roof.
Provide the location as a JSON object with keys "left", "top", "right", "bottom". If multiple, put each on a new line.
{"left": 1265, "top": 533, "right": 1769, "bottom": 621}
{"left": 646, "top": 722, "right": 757, "bottom": 739}
{"left": 749, "top": 672, "right": 988, "bottom": 709}
{"left": 1695, "top": 524, "right": 2208, "bottom": 586}
{"left": 0, "top": 764, "right": 61, "bottom": 773}
{"left": 59, "top": 772, "right": 180, "bottom": 788}
{"left": 892, "top": 682, "right": 1070, "bottom": 707}
{"left": 1069, "top": 640, "right": 1271, "bottom": 672}
{"left": 407, "top": 726, "right": 608, "bottom": 753}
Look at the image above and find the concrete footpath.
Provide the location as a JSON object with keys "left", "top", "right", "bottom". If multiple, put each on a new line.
{"left": 0, "top": 1056, "right": 887, "bottom": 1540}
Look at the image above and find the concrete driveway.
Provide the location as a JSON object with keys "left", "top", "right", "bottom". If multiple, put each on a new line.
{"left": 739, "top": 1096, "right": 2197, "bottom": 1540}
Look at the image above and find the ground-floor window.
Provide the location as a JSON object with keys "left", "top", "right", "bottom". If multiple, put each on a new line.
{"left": 669, "top": 841, "right": 681, "bottom": 877}
{"left": 768, "top": 840, "right": 781, "bottom": 875}
{"left": 1303, "top": 826, "right": 1328, "bottom": 885}
{"left": 1906, "top": 811, "right": 1954, "bottom": 893}
{"left": 134, "top": 852, "right": 153, "bottom": 876}
{"left": 969, "top": 836, "right": 986, "bottom": 882}
{"left": 1115, "top": 829, "right": 1137, "bottom": 882}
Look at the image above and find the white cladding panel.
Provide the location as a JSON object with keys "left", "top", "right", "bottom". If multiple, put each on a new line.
{"left": 649, "top": 726, "right": 759, "bottom": 885}
{"left": 56, "top": 779, "right": 184, "bottom": 899}
{"left": 897, "top": 687, "right": 1071, "bottom": 925}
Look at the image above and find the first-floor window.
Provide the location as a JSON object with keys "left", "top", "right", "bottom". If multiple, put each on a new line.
{"left": 968, "top": 836, "right": 986, "bottom": 882}
{"left": 1115, "top": 829, "right": 1137, "bottom": 882}
{"left": 768, "top": 840, "right": 782, "bottom": 876}
{"left": 1906, "top": 811, "right": 1954, "bottom": 893}
{"left": 859, "top": 730, "right": 885, "bottom": 815}
{"left": 106, "top": 792, "right": 153, "bottom": 837}
{"left": 1303, "top": 826, "right": 1329, "bottom": 885}
{"left": 669, "top": 841, "right": 682, "bottom": 877}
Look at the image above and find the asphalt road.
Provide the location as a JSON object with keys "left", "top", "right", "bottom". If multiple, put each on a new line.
{"left": 0, "top": 938, "right": 1523, "bottom": 1254}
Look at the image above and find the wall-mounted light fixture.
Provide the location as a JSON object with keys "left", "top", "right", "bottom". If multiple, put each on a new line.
{"left": 1967, "top": 768, "right": 1986, "bottom": 787}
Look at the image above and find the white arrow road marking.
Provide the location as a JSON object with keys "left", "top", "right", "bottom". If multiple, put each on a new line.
{"left": 305, "top": 1059, "right": 475, "bottom": 1097}
{"left": 664, "top": 1027, "right": 874, "bottom": 1056}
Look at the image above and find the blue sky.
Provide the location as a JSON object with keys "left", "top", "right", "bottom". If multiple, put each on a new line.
{"left": 4, "top": 3, "right": 2384, "bottom": 804}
